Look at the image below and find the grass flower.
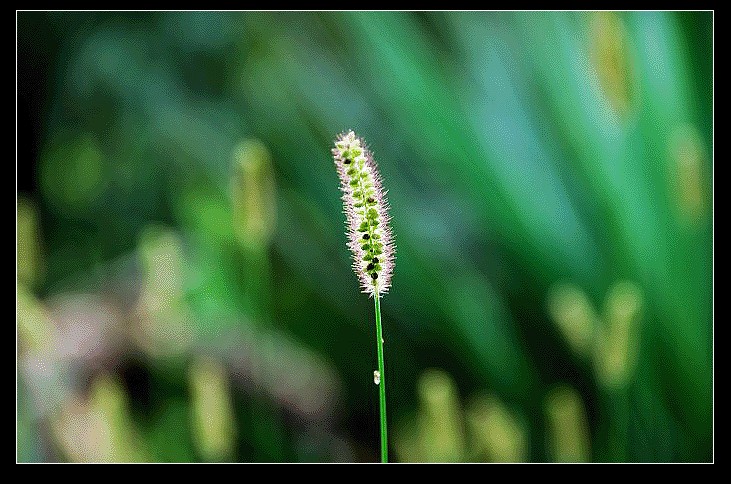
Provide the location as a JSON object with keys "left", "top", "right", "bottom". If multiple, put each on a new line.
{"left": 332, "top": 130, "right": 395, "bottom": 297}
{"left": 332, "top": 130, "right": 395, "bottom": 462}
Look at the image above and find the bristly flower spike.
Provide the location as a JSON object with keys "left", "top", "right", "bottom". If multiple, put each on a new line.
{"left": 332, "top": 131, "right": 395, "bottom": 297}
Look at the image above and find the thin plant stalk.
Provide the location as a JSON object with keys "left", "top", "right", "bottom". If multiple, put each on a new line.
{"left": 374, "top": 294, "right": 387, "bottom": 463}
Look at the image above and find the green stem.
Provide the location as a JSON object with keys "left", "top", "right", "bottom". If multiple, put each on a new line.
{"left": 374, "top": 294, "right": 388, "bottom": 463}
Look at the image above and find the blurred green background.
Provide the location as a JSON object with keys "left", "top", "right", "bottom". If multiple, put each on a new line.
{"left": 16, "top": 11, "right": 712, "bottom": 463}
